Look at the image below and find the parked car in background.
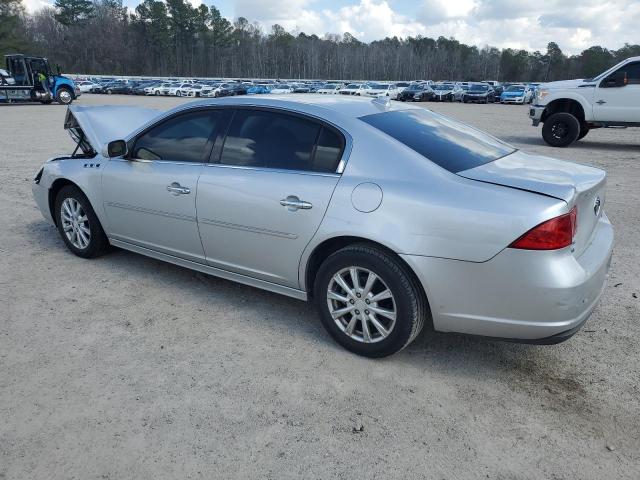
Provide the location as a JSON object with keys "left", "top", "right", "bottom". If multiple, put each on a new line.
{"left": 103, "top": 81, "right": 132, "bottom": 95}
{"left": 492, "top": 84, "right": 504, "bottom": 102}
{"left": 270, "top": 84, "right": 295, "bottom": 94}
{"left": 34, "top": 96, "right": 613, "bottom": 357}
{"left": 340, "top": 83, "right": 372, "bottom": 96}
{"left": 317, "top": 83, "right": 342, "bottom": 94}
{"left": 462, "top": 83, "right": 495, "bottom": 103}
{"left": 500, "top": 84, "right": 533, "bottom": 104}
{"left": 247, "top": 84, "right": 271, "bottom": 94}
{"left": 365, "top": 83, "right": 401, "bottom": 99}
{"left": 145, "top": 82, "right": 169, "bottom": 95}
{"left": 454, "top": 84, "right": 470, "bottom": 101}
{"left": 432, "top": 82, "right": 456, "bottom": 101}
{"left": 76, "top": 80, "right": 99, "bottom": 93}
{"left": 291, "top": 83, "right": 311, "bottom": 93}
{"left": 396, "top": 82, "right": 434, "bottom": 102}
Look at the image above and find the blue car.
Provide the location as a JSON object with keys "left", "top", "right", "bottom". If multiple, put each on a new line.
{"left": 247, "top": 84, "right": 271, "bottom": 95}
{"left": 500, "top": 84, "right": 532, "bottom": 104}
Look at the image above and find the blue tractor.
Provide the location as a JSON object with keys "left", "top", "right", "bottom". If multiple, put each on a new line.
{"left": 0, "top": 54, "right": 79, "bottom": 105}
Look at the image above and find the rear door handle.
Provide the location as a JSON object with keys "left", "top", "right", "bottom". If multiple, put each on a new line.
{"left": 167, "top": 182, "right": 191, "bottom": 195}
{"left": 280, "top": 195, "right": 312, "bottom": 211}
{"left": 596, "top": 100, "right": 606, "bottom": 105}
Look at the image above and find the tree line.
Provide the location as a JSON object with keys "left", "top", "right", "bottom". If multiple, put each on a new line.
{"left": 2, "top": 0, "right": 639, "bottom": 82}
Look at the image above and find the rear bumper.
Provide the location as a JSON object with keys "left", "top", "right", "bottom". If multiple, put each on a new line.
{"left": 401, "top": 213, "right": 614, "bottom": 341}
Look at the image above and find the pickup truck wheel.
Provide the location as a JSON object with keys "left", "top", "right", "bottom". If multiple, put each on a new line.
{"left": 542, "top": 112, "right": 580, "bottom": 147}
{"left": 578, "top": 125, "right": 589, "bottom": 140}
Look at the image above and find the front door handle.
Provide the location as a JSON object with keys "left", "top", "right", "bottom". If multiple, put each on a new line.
{"left": 167, "top": 182, "right": 191, "bottom": 195}
{"left": 280, "top": 195, "right": 313, "bottom": 211}
{"left": 596, "top": 100, "right": 606, "bottom": 105}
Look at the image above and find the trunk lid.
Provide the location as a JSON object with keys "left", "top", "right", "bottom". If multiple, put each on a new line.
{"left": 64, "top": 105, "right": 160, "bottom": 155}
{"left": 458, "top": 150, "right": 607, "bottom": 255}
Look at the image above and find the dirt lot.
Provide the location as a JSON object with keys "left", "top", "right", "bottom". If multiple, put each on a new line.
{"left": 1, "top": 94, "right": 639, "bottom": 479}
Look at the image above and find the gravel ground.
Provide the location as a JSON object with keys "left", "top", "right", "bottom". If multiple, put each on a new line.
{"left": 1, "top": 94, "right": 639, "bottom": 480}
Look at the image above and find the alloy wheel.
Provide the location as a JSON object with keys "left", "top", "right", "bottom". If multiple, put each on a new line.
{"left": 60, "top": 198, "right": 91, "bottom": 249}
{"left": 327, "top": 267, "right": 396, "bottom": 343}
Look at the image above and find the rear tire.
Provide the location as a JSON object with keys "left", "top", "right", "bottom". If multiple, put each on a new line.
{"left": 314, "top": 244, "right": 427, "bottom": 358}
{"left": 542, "top": 112, "right": 581, "bottom": 147}
{"left": 54, "top": 186, "right": 109, "bottom": 259}
{"left": 578, "top": 124, "right": 589, "bottom": 140}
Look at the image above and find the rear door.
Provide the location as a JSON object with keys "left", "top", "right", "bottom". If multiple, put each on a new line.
{"left": 196, "top": 107, "right": 346, "bottom": 288}
{"left": 593, "top": 61, "right": 640, "bottom": 122}
{"left": 102, "top": 108, "right": 227, "bottom": 263}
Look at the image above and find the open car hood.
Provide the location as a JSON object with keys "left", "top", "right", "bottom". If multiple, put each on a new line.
{"left": 65, "top": 105, "right": 160, "bottom": 155}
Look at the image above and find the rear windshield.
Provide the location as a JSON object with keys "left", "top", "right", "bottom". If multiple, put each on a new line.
{"left": 359, "top": 109, "right": 516, "bottom": 173}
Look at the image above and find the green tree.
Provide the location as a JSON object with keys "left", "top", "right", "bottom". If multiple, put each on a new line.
{"left": 54, "top": 0, "right": 94, "bottom": 26}
{"left": 0, "top": 0, "right": 28, "bottom": 54}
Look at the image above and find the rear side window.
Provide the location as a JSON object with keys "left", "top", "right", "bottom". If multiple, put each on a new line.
{"left": 220, "top": 109, "right": 344, "bottom": 173}
{"left": 132, "top": 110, "right": 223, "bottom": 162}
{"left": 359, "top": 109, "right": 515, "bottom": 173}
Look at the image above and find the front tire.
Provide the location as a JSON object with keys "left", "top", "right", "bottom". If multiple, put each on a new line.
{"left": 56, "top": 87, "right": 74, "bottom": 105}
{"left": 314, "top": 244, "right": 427, "bottom": 358}
{"left": 542, "top": 112, "right": 581, "bottom": 147}
{"left": 55, "top": 185, "right": 109, "bottom": 259}
{"left": 578, "top": 124, "right": 589, "bottom": 140}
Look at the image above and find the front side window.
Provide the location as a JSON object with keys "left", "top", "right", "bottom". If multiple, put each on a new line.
{"left": 360, "top": 108, "right": 515, "bottom": 173}
{"left": 220, "top": 109, "right": 344, "bottom": 173}
{"left": 623, "top": 62, "right": 640, "bottom": 84}
{"left": 132, "top": 110, "right": 223, "bottom": 162}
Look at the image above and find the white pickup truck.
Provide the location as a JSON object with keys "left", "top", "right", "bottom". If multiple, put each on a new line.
{"left": 529, "top": 56, "right": 640, "bottom": 147}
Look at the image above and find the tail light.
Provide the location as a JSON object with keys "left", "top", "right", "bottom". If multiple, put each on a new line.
{"left": 509, "top": 207, "right": 577, "bottom": 250}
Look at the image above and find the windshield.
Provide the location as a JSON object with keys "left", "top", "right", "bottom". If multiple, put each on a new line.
{"left": 359, "top": 108, "right": 516, "bottom": 173}
{"left": 469, "top": 84, "right": 488, "bottom": 92}
{"left": 370, "top": 83, "right": 388, "bottom": 89}
{"left": 346, "top": 84, "right": 360, "bottom": 88}
{"left": 506, "top": 86, "right": 525, "bottom": 92}
{"left": 434, "top": 84, "right": 454, "bottom": 90}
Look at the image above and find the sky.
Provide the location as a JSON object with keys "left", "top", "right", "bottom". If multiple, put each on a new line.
{"left": 23, "top": 0, "right": 640, "bottom": 55}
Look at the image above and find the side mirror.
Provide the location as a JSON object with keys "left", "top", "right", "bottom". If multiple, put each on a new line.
{"left": 601, "top": 70, "right": 627, "bottom": 88}
{"left": 107, "top": 139, "right": 127, "bottom": 158}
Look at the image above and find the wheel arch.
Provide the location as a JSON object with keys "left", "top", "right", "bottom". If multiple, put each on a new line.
{"left": 302, "top": 235, "right": 429, "bottom": 305}
{"left": 542, "top": 98, "right": 587, "bottom": 124}
{"left": 48, "top": 178, "right": 82, "bottom": 226}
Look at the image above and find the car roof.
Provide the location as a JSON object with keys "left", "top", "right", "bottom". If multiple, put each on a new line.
{"left": 170, "top": 94, "right": 421, "bottom": 119}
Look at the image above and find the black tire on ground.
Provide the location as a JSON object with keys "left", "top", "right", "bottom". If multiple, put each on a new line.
{"left": 155, "top": 91, "right": 160, "bottom": 95}
{"left": 578, "top": 125, "right": 589, "bottom": 140}
{"left": 314, "top": 243, "right": 428, "bottom": 358}
{"left": 54, "top": 185, "right": 109, "bottom": 259}
{"left": 542, "top": 112, "right": 581, "bottom": 147}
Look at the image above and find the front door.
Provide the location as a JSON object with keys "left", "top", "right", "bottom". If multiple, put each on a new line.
{"left": 593, "top": 61, "right": 640, "bottom": 123}
{"left": 101, "top": 108, "right": 227, "bottom": 263}
{"left": 196, "top": 108, "right": 346, "bottom": 288}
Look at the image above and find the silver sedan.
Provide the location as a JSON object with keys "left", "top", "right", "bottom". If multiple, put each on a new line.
{"left": 32, "top": 95, "right": 613, "bottom": 357}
